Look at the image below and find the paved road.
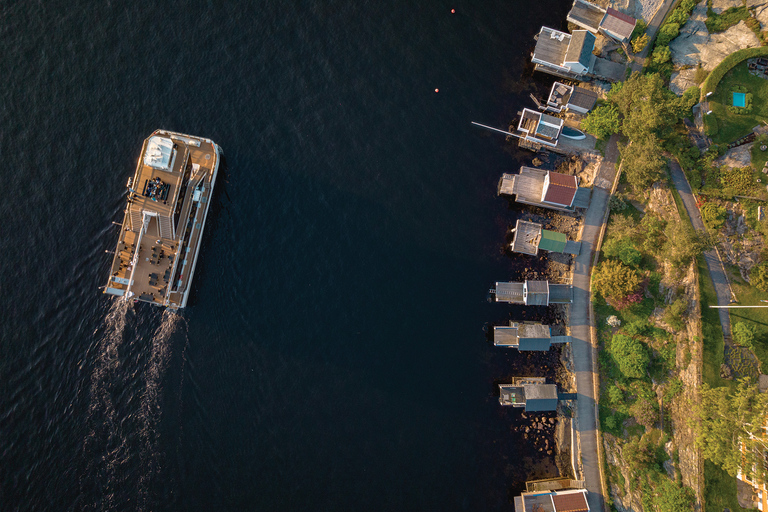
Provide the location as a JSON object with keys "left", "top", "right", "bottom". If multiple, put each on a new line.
{"left": 628, "top": 0, "right": 678, "bottom": 74}
{"left": 571, "top": 134, "right": 620, "bottom": 512}
{"left": 668, "top": 159, "right": 733, "bottom": 337}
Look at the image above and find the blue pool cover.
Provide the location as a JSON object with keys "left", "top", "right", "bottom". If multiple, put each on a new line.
{"left": 733, "top": 92, "right": 746, "bottom": 107}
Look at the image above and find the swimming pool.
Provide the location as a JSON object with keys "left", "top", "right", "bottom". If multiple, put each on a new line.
{"left": 733, "top": 92, "right": 746, "bottom": 107}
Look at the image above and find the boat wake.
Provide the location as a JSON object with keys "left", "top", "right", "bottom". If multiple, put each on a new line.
{"left": 82, "top": 299, "right": 184, "bottom": 511}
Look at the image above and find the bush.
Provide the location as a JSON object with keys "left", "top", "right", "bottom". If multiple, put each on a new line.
{"left": 656, "top": 23, "right": 680, "bottom": 47}
{"left": 706, "top": 6, "right": 749, "bottom": 33}
{"left": 641, "top": 214, "right": 667, "bottom": 253}
{"left": 701, "top": 47, "right": 768, "bottom": 97}
{"left": 603, "top": 237, "right": 643, "bottom": 267}
{"left": 632, "top": 33, "right": 650, "bottom": 53}
{"left": 720, "top": 167, "right": 754, "bottom": 194}
{"left": 593, "top": 260, "right": 643, "bottom": 301}
{"left": 701, "top": 202, "right": 727, "bottom": 229}
{"left": 733, "top": 321, "right": 756, "bottom": 350}
{"left": 624, "top": 319, "right": 651, "bottom": 337}
{"left": 631, "top": 397, "right": 659, "bottom": 429}
{"left": 609, "top": 333, "right": 650, "bottom": 379}
{"left": 653, "top": 45, "right": 672, "bottom": 65}
{"left": 750, "top": 262, "right": 768, "bottom": 291}
{"left": 663, "top": 297, "right": 688, "bottom": 331}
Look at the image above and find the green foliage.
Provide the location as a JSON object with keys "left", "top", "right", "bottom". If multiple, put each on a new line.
{"left": 609, "top": 73, "right": 682, "bottom": 139}
{"left": 720, "top": 167, "right": 755, "bottom": 194}
{"left": 619, "top": 136, "right": 667, "bottom": 191}
{"left": 664, "top": 220, "right": 713, "bottom": 271}
{"left": 706, "top": 6, "right": 749, "bottom": 33}
{"left": 608, "top": 194, "right": 628, "bottom": 211}
{"left": 610, "top": 212, "right": 641, "bottom": 240}
{"left": 608, "top": 384, "right": 625, "bottom": 407}
{"left": 630, "top": 397, "right": 659, "bottom": 429}
{"left": 624, "top": 319, "right": 651, "bottom": 337}
{"left": 593, "top": 259, "right": 643, "bottom": 301}
{"left": 666, "top": 377, "right": 684, "bottom": 400}
{"left": 750, "top": 262, "right": 768, "bottom": 292}
{"left": 632, "top": 33, "right": 650, "bottom": 53}
{"left": 609, "top": 333, "right": 650, "bottom": 379}
{"left": 701, "top": 46, "right": 768, "bottom": 97}
{"left": 667, "top": 0, "right": 697, "bottom": 26}
{"left": 732, "top": 321, "right": 756, "bottom": 350}
{"left": 700, "top": 202, "right": 727, "bottom": 229}
{"left": 692, "top": 379, "right": 768, "bottom": 481}
{"left": 653, "top": 45, "right": 672, "bottom": 65}
{"left": 656, "top": 23, "right": 680, "bottom": 47}
{"left": 581, "top": 104, "right": 621, "bottom": 139}
{"left": 641, "top": 213, "right": 667, "bottom": 253}
{"left": 603, "top": 237, "right": 642, "bottom": 267}
{"left": 654, "top": 478, "right": 696, "bottom": 512}
{"left": 663, "top": 297, "right": 688, "bottom": 331}
{"left": 631, "top": 19, "right": 648, "bottom": 41}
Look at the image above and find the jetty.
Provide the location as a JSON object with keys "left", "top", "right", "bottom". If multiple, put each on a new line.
{"left": 494, "top": 321, "right": 572, "bottom": 350}
{"left": 510, "top": 219, "right": 581, "bottom": 256}
{"left": 498, "top": 168, "right": 592, "bottom": 212}
{"left": 499, "top": 377, "right": 559, "bottom": 411}
{"left": 493, "top": 280, "right": 573, "bottom": 305}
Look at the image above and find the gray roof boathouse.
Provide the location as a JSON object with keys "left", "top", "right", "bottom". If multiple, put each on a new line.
{"left": 531, "top": 27, "right": 596, "bottom": 80}
{"left": 499, "top": 377, "right": 559, "bottom": 411}
{"left": 514, "top": 488, "right": 590, "bottom": 512}
{"left": 494, "top": 280, "right": 573, "bottom": 305}
{"left": 494, "top": 321, "right": 572, "bottom": 350}
{"left": 546, "top": 82, "right": 598, "bottom": 114}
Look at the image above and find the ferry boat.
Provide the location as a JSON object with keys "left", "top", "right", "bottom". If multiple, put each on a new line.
{"left": 104, "top": 130, "right": 221, "bottom": 309}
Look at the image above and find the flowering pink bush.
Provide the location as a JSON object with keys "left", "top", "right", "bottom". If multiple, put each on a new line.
{"left": 610, "top": 291, "right": 643, "bottom": 310}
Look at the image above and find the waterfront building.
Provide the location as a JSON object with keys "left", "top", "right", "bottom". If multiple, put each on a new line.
{"left": 514, "top": 488, "right": 590, "bottom": 512}
{"left": 498, "top": 377, "right": 558, "bottom": 411}
{"left": 531, "top": 27, "right": 596, "bottom": 80}
{"left": 510, "top": 219, "right": 581, "bottom": 256}
{"left": 493, "top": 321, "right": 572, "bottom": 350}
{"left": 567, "top": 0, "right": 637, "bottom": 43}
{"left": 493, "top": 280, "right": 573, "bottom": 305}
{"left": 546, "top": 82, "right": 598, "bottom": 114}
{"left": 498, "top": 168, "right": 591, "bottom": 212}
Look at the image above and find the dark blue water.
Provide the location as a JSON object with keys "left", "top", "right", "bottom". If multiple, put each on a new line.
{"left": 0, "top": 1, "right": 573, "bottom": 510}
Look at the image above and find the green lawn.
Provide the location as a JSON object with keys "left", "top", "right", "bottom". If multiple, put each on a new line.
{"left": 706, "top": 62, "right": 768, "bottom": 144}
{"left": 704, "top": 460, "right": 755, "bottom": 512}
{"left": 699, "top": 255, "right": 727, "bottom": 387}
{"left": 751, "top": 134, "right": 768, "bottom": 171}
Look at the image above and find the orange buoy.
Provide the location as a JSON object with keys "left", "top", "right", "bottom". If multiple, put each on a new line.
{"left": 435, "top": 88, "right": 439, "bottom": 92}
{"left": 451, "top": 8, "right": 455, "bottom": 13}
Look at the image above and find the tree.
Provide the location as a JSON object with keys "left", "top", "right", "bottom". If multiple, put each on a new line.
{"left": 609, "top": 334, "right": 650, "bottom": 379}
{"left": 692, "top": 379, "right": 768, "bottom": 481}
{"left": 632, "top": 33, "right": 650, "bottom": 53}
{"left": 664, "top": 220, "right": 712, "bottom": 270}
{"left": 656, "top": 23, "right": 680, "bottom": 47}
{"left": 630, "top": 397, "right": 659, "bottom": 428}
{"left": 619, "top": 135, "right": 667, "bottom": 191}
{"left": 603, "top": 237, "right": 642, "bottom": 267}
{"left": 581, "top": 104, "right": 622, "bottom": 139}
{"left": 653, "top": 45, "right": 671, "bottom": 65}
{"left": 750, "top": 262, "right": 768, "bottom": 292}
{"left": 593, "top": 260, "right": 642, "bottom": 301}
{"left": 609, "top": 73, "right": 680, "bottom": 138}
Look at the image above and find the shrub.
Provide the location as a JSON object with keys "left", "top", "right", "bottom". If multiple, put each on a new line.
{"left": 603, "top": 237, "right": 643, "bottom": 267}
{"left": 609, "top": 333, "right": 650, "bottom": 379}
{"left": 750, "top": 262, "right": 768, "bottom": 291}
{"left": 663, "top": 297, "right": 688, "bottom": 331}
{"left": 632, "top": 33, "right": 650, "bottom": 53}
{"left": 656, "top": 23, "right": 680, "bottom": 47}
{"left": 706, "top": 5, "right": 749, "bottom": 33}
{"left": 630, "top": 397, "right": 659, "bottom": 428}
{"left": 700, "top": 202, "right": 727, "bottom": 229}
{"left": 653, "top": 45, "right": 672, "bottom": 65}
{"left": 593, "top": 260, "right": 643, "bottom": 301}
{"left": 733, "top": 321, "right": 756, "bottom": 350}
{"left": 624, "top": 319, "right": 651, "bottom": 337}
{"left": 720, "top": 167, "right": 754, "bottom": 194}
{"left": 641, "top": 214, "right": 667, "bottom": 253}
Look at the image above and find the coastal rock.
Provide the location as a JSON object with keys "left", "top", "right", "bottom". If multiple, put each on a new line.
{"left": 711, "top": 0, "right": 744, "bottom": 13}
{"left": 670, "top": 68, "right": 698, "bottom": 96}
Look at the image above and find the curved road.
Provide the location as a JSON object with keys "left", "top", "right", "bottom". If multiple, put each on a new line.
{"left": 667, "top": 159, "right": 733, "bottom": 337}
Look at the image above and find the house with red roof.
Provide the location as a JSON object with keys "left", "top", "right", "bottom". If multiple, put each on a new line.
{"left": 498, "top": 167, "right": 591, "bottom": 212}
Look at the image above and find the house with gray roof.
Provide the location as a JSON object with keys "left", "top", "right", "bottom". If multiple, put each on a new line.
{"left": 546, "top": 82, "right": 598, "bottom": 114}
{"left": 532, "top": 27, "right": 595, "bottom": 80}
{"left": 517, "top": 108, "right": 564, "bottom": 148}
{"left": 494, "top": 321, "right": 572, "bottom": 350}
{"left": 567, "top": 0, "right": 637, "bottom": 43}
{"left": 499, "top": 377, "right": 559, "bottom": 411}
{"left": 567, "top": 0, "right": 605, "bottom": 33}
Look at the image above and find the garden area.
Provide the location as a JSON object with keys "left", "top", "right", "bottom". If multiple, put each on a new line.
{"left": 704, "top": 61, "right": 768, "bottom": 144}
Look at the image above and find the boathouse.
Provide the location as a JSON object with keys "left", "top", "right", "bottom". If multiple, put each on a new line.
{"left": 510, "top": 219, "right": 581, "bottom": 256}
{"left": 493, "top": 280, "right": 573, "bottom": 305}
{"left": 518, "top": 108, "right": 564, "bottom": 148}
{"left": 531, "top": 27, "right": 595, "bottom": 80}
{"left": 546, "top": 82, "right": 597, "bottom": 114}
{"left": 499, "top": 377, "right": 559, "bottom": 411}
{"left": 498, "top": 168, "right": 592, "bottom": 212}
{"left": 514, "top": 488, "right": 590, "bottom": 512}
{"left": 494, "top": 321, "right": 572, "bottom": 350}
{"left": 566, "top": 0, "right": 605, "bottom": 33}
{"left": 600, "top": 8, "right": 637, "bottom": 43}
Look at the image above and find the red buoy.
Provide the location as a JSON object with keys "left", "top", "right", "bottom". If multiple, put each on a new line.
{"left": 451, "top": 8, "right": 455, "bottom": 13}
{"left": 435, "top": 88, "right": 439, "bottom": 93}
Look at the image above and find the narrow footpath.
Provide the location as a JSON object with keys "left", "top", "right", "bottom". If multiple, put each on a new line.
{"left": 571, "top": 134, "right": 620, "bottom": 512}
{"left": 668, "top": 159, "right": 734, "bottom": 337}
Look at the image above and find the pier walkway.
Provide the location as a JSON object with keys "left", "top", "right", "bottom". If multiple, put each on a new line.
{"left": 569, "top": 134, "right": 620, "bottom": 512}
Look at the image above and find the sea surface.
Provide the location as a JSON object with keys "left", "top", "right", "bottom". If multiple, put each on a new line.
{"left": 0, "top": 1, "right": 573, "bottom": 510}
